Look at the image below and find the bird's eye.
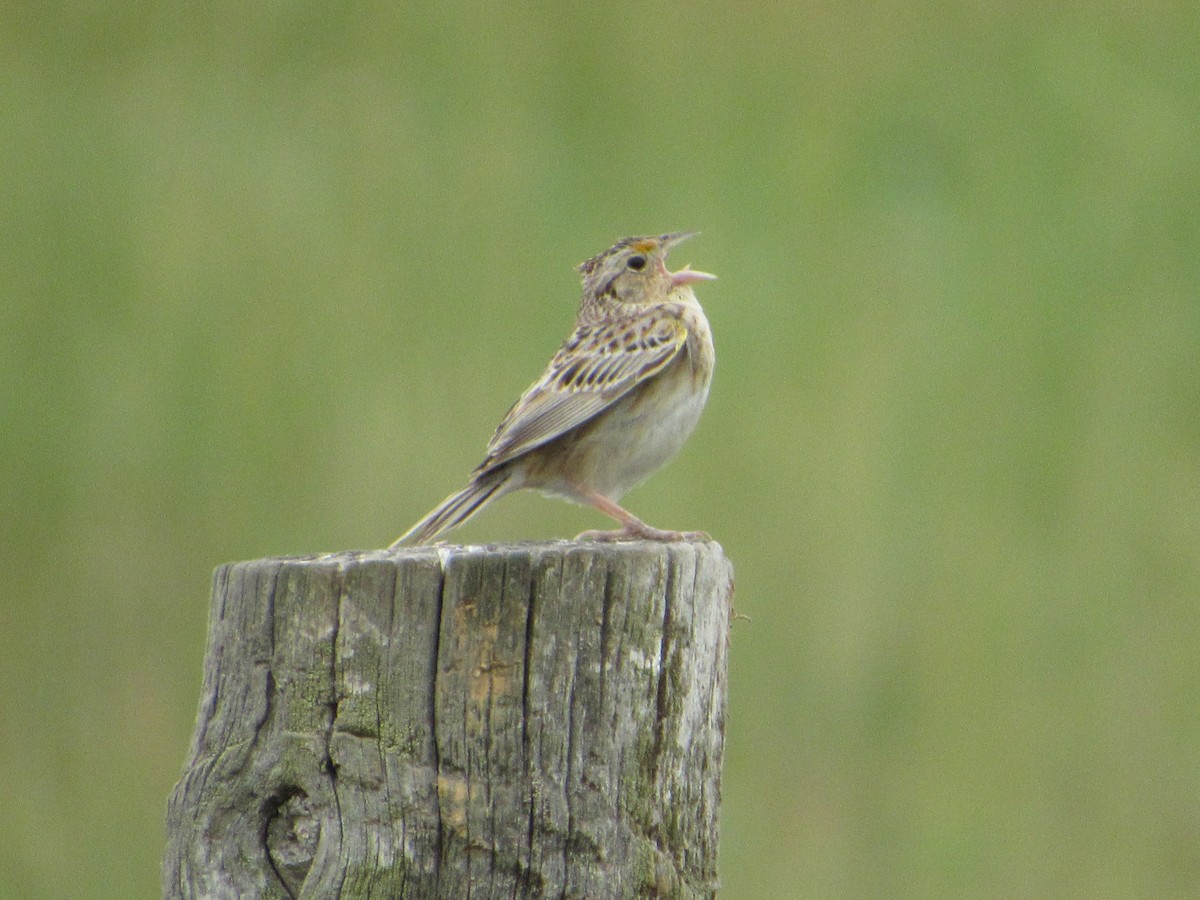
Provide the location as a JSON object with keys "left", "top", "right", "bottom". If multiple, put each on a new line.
{"left": 627, "top": 255, "right": 647, "bottom": 271}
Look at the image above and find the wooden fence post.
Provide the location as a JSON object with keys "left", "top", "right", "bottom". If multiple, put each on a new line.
{"left": 163, "top": 541, "right": 734, "bottom": 899}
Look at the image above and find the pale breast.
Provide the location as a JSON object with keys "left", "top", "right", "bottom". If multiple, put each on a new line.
{"left": 542, "top": 296, "right": 715, "bottom": 500}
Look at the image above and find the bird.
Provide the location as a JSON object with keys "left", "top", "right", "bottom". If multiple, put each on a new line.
{"left": 389, "top": 231, "right": 716, "bottom": 548}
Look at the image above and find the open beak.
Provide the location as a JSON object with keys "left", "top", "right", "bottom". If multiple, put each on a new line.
{"left": 658, "top": 232, "right": 716, "bottom": 286}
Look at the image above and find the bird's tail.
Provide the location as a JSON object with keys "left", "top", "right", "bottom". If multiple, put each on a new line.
{"left": 389, "top": 471, "right": 512, "bottom": 548}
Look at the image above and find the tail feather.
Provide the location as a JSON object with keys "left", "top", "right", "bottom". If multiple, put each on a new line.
{"left": 389, "top": 472, "right": 510, "bottom": 548}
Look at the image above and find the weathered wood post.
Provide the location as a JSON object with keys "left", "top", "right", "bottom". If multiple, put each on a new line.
{"left": 164, "top": 540, "right": 733, "bottom": 899}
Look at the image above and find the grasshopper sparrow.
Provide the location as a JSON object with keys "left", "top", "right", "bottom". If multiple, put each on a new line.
{"left": 390, "top": 231, "right": 716, "bottom": 547}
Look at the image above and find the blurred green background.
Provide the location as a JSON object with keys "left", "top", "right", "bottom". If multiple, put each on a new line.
{"left": 3, "top": 3, "right": 1199, "bottom": 897}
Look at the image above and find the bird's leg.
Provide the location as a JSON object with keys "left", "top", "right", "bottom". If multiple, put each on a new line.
{"left": 573, "top": 486, "right": 709, "bottom": 543}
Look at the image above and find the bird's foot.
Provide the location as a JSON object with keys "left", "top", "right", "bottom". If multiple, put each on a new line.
{"left": 575, "top": 523, "right": 710, "bottom": 543}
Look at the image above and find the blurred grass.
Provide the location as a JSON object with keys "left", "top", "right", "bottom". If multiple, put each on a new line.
{"left": 3, "top": 2, "right": 1199, "bottom": 897}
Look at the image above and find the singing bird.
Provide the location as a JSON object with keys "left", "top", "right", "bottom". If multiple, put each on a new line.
{"left": 390, "top": 232, "right": 716, "bottom": 547}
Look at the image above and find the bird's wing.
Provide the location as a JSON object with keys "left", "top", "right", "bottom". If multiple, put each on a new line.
{"left": 476, "top": 310, "right": 687, "bottom": 473}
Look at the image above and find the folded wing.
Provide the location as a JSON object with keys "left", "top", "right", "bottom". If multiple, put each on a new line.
{"left": 477, "top": 311, "right": 687, "bottom": 474}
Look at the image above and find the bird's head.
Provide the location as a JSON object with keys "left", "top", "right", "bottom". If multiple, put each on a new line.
{"left": 577, "top": 232, "right": 716, "bottom": 307}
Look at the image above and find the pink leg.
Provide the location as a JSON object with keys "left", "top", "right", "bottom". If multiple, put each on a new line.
{"left": 573, "top": 487, "right": 709, "bottom": 543}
